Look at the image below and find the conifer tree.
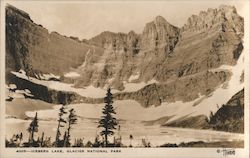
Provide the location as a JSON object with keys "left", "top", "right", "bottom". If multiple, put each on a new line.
{"left": 27, "top": 112, "right": 39, "bottom": 146}
{"left": 55, "top": 104, "right": 67, "bottom": 147}
{"left": 92, "top": 135, "right": 101, "bottom": 147}
{"left": 19, "top": 132, "right": 23, "bottom": 145}
{"left": 98, "top": 88, "right": 118, "bottom": 147}
{"left": 40, "top": 132, "right": 44, "bottom": 147}
{"left": 63, "top": 131, "right": 68, "bottom": 147}
{"left": 65, "top": 108, "right": 77, "bottom": 147}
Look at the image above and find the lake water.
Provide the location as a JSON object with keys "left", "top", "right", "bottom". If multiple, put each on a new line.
{"left": 6, "top": 117, "right": 244, "bottom": 147}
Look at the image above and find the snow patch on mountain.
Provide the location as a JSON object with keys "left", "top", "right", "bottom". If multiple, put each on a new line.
{"left": 79, "top": 49, "right": 91, "bottom": 68}
{"left": 128, "top": 73, "right": 140, "bottom": 82}
{"left": 8, "top": 84, "right": 17, "bottom": 90}
{"left": 11, "top": 70, "right": 158, "bottom": 97}
{"left": 6, "top": 83, "right": 34, "bottom": 99}
{"left": 12, "top": 71, "right": 103, "bottom": 98}
{"left": 37, "top": 73, "right": 60, "bottom": 80}
{"left": 122, "top": 79, "right": 159, "bottom": 92}
{"left": 64, "top": 71, "right": 80, "bottom": 78}
{"left": 208, "top": 65, "right": 233, "bottom": 73}
{"left": 24, "top": 99, "right": 196, "bottom": 121}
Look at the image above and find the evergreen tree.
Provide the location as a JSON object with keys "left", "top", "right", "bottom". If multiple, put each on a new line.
{"left": 63, "top": 131, "right": 68, "bottom": 147}
{"left": 65, "top": 108, "right": 77, "bottom": 147}
{"left": 98, "top": 88, "right": 118, "bottom": 147}
{"left": 40, "top": 132, "right": 44, "bottom": 147}
{"left": 55, "top": 104, "right": 67, "bottom": 147}
{"left": 92, "top": 135, "right": 101, "bottom": 147}
{"left": 129, "top": 134, "right": 133, "bottom": 147}
{"left": 27, "top": 112, "right": 39, "bottom": 146}
{"left": 19, "top": 132, "right": 23, "bottom": 145}
{"left": 209, "top": 111, "right": 214, "bottom": 122}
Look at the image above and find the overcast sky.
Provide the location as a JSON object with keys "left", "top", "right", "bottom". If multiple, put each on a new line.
{"left": 6, "top": 0, "right": 247, "bottom": 40}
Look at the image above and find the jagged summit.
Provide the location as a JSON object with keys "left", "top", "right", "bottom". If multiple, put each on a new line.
{"left": 219, "top": 4, "right": 237, "bottom": 13}
{"left": 182, "top": 5, "right": 243, "bottom": 34}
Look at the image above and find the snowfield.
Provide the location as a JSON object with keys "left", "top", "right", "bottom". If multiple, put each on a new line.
{"left": 38, "top": 73, "right": 60, "bottom": 80}
{"left": 11, "top": 71, "right": 158, "bottom": 97}
{"left": 64, "top": 71, "right": 80, "bottom": 78}
{"left": 122, "top": 79, "right": 159, "bottom": 92}
{"left": 11, "top": 71, "right": 108, "bottom": 98}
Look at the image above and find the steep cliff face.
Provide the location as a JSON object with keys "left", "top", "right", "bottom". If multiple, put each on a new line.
{"left": 6, "top": 5, "right": 33, "bottom": 76}
{"left": 209, "top": 89, "right": 244, "bottom": 133}
{"left": 6, "top": 5, "right": 244, "bottom": 108}
{"left": 76, "top": 15, "right": 180, "bottom": 88}
{"left": 6, "top": 5, "right": 104, "bottom": 79}
{"left": 140, "top": 16, "right": 180, "bottom": 53}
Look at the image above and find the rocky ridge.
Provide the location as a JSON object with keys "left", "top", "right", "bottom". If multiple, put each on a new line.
{"left": 6, "top": 5, "right": 244, "bottom": 107}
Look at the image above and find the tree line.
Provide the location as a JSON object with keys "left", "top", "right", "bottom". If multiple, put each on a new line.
{"left": 6, "top": 88, "right": 129, "bottom": 148}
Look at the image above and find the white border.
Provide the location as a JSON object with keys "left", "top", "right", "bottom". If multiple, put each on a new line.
{"left": 0, "top": 0, "right": 249, "bottom": 158}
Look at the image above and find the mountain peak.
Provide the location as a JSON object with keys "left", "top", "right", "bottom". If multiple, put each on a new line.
{"left": 141, "top": 15, "right": 180, "bottom": 52}
{"left": 219, "top": 5, "right": 237, "bottom": 13}
{"left": 182, "top": 5, "right": 243, "bottom": 33}
{"left": 154, "top": 16, "right": 167, "bottom": 23}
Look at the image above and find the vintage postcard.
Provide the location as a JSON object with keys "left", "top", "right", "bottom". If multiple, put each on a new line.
{"left": 0, "top": 0, "right": 249, "bottom": 157}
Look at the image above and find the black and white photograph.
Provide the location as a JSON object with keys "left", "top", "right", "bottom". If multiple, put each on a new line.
{"left": 0, "top": 0, "right": 249, "bottom": 157}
